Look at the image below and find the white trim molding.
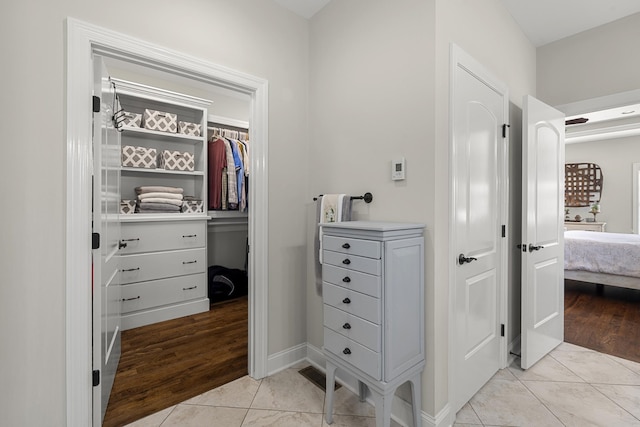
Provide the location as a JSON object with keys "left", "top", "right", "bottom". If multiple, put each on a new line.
{"left": 65, "top": 18, "right": 269, "bottom": 426}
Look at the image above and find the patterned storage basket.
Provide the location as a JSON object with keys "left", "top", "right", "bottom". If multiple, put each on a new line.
{"left": 121, "top": 112, "right": 142, "bottom": 128}
{"left": 178, "top": 121, "right": 202, "bottom": 137}
{"left": 182, "top": 200, "right": 204, "bottom": 213}
{"left": 120, "top": 200, "right": 136, "bottom": 214}
{"left": 143, "top": 109, "right": 177, "bottom": 133}
{"left": 121, "top": 146, "right": 157, "bottom": 169}
{"left": 160, "top": 149, "right": 194, "bottom": 171}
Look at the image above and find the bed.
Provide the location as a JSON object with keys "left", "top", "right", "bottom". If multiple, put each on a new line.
{"left": 564, "top": 230, "right": 640, "bottom": 290}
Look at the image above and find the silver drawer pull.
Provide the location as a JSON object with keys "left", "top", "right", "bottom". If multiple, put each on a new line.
{"left": 182, "top": 234, "right": 197, "bottom": 238}
{"left": 342, "top": 298, "right": 351, "bottom": 304}
{"left": 342, "top": 323, "right": 351, "bottom": 330}
{"left": 342, "top": 258, "right": 351, "bottom": 265}
{"left": 183, "top": 286, "right": 198, "bottom": 291}
{"left": 122, "top": 296, "right": 140, "bottom": 302}
{"left": 182, "top": 260, "right": 197, "bottom": 265}
{"left": 342, "top": 243, "right": 350, "bottom": 249}
{"left": 122, "top": 267, "right": 140, "bottom": 272}
{"left": 122, "top": 238, "right": 140, "bottom": 242}
{"left": 343, "top": 348, "right": 351, "bottom": 355}
{"left": 342, "top": 277, "right": 351, "bottom": 283}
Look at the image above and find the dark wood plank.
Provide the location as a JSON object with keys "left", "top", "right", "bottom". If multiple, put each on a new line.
{"left": 564, "top": 280, "right": 640, "bottom": 363}
{"left": 103, "top": 296, "right": 248, "bottom": 426}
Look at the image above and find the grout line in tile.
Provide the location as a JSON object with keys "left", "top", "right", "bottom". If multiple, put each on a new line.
{"left": 588, "top": 382, "right": 640, "bottom": 422}
{"left": 158, "top": 404, "right": 177, "bottom": 426}
{"left": 516, "top": 373, "right": 567, "bottom": 426}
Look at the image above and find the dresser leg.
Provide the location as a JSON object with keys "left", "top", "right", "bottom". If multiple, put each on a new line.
{"left": 409, "top": 374, "right": 422, "bottom": 427}
{"left": 358, "top": 380, "right": 367, "bottom": 402}
{"left": 373, "top": 392, "right": 392, "bottom": 427}
{"left": 325, "top": 363, "right": 337, "bottom": 425}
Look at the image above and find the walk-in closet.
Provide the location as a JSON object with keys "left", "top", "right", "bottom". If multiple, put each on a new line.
{"left": 97, "top": 56, "right": 253, "bottom": 426}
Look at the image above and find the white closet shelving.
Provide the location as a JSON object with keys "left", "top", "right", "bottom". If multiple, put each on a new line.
{"left": 113, "top": 78, "right": 213, "bottom": 330}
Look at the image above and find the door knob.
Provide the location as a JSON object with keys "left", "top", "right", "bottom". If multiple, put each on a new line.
{"left": 458, "top": 253, "right": 478, "bottom": 265}
{"left": 118, "top": 241, "right": 127, "bottom": 250}
{"left": 528, "top": 244, "right": 544, "bottom": 252}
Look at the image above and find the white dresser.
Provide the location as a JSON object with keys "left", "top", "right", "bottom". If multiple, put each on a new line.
{"left": 564, "top": 221, "right": 606, "bottom": 232}
{"left": 321, "top": 221, "right": 425, "bottom": 427}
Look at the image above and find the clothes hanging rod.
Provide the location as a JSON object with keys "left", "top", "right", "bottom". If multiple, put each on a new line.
{"left": 313, "top": 192, "right": 373, "bottom": 203}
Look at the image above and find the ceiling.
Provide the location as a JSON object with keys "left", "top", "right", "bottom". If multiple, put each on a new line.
{"left": 501, "top": 0, "right": 640, "bottom": 47}
{"left": 273, "top": 0, "right": 331, "bottom": 19}
{"left": 277, "top": 0, "right": 640, "bottom": 48}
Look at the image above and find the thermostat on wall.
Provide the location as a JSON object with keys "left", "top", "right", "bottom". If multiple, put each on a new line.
{"left": 392, "top": 157, "right": 405, "bottom": 181}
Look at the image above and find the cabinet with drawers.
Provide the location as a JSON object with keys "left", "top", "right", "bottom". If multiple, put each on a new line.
{"left": 119, "top": 219, "right": 209, "bottom": 330}
{"left": 564, "top": 221, "right": 606, "bottom": 232}
{"left": 321, "top": 221, "right": 425, "bottom": 427}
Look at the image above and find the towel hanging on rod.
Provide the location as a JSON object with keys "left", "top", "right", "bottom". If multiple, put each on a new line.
{"left": 313, "top": 192, "right": 373, "bottom": 203}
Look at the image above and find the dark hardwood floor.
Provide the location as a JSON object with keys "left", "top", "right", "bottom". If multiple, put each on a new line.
{"left": 565, "top": 280, "right": 640, "bottom": 364}
{"left": 103, "top": 296, "right": 248, "bottom": 427}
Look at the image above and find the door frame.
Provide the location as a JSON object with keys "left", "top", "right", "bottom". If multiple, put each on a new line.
{"left": 65, "top": 18, "right": 269, "bottom": 425}
{"left": 448, "top": 44, "right": 509, "bottom": 412}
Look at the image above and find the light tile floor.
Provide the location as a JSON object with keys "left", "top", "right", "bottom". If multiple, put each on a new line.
{"left": 126, "top": 343, "right": 640, "bottom": 427}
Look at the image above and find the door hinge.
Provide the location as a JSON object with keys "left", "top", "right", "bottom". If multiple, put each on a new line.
{"left": 502, "top": 123, "right": 510, "bottom": 138}
{"left": 501, "top": 324, "right": 505, "bottom": 337}
{"left": 92, "top": 232, "right": 100, "bottom": 250}
{"left": 501, "top": 225, "right": 506, "bottom": 238}
{"left": 92, "top": 370, "right": 100, "bottom": 387}
{"left": 92, "top": 96, "right": 100, "bottom": 113}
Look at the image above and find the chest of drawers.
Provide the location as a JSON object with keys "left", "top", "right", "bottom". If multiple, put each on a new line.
{"left": 321, "top": 221, "right": 425, "bottom": 427}
{"left": 119, "top": 219, "right": 209, "bottom": 329}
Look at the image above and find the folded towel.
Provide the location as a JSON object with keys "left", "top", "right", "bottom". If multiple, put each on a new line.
{"left": 137, "top": 202, "right": 182, "bottom": 212}
{"left": 137, "top": 198, "right": 184, "bottom": 207}
{"left": 137, "top": 192, "right": 183, "bottom": 200}
{"left": 135, "top": 186, "right": 184, "bottom": 195}
{"left": 317, "top": 194, "right": 350, "bottom": 265}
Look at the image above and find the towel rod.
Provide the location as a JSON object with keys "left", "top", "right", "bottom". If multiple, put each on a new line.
{"left": 313, "top": 192, "right": 373, "bottom": 204}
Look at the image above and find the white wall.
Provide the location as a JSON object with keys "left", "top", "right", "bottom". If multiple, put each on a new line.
{"left": 0, "top": 1, "right": 309, "bottom": 425}
{"left": 308, "top": 0, "right": 435, "bottom": 417}
{"left": 565, "top": 137, "right": 640, "bottom": 233}
{"left": 434, "top": 0, "right": 536, "bottom": 419}
{"left": 308, "top": 0, "right": 535, "bottom": 422}
{"left": 537, "top": 12, "right": 640, "bottom": 107}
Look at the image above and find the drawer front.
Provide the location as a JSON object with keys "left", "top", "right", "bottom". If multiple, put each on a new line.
{"left": 323, "top": 235, "right": 381, "bottom": 259}
{"left": 324, "top": 327, "right": 380, "bottom": 380}
{"left": 322, "top": 250, "right": 381, "bottom": 276}
{"left": 121, "top": 273, "right": 206, "bottom": 314}
{"left": 120, "top": 221, "right": 206, "bottom": 254}
{"left": 324, "top": 304, "right": 380, "bottom": 351}
{"left": 120, "top": 248, "right": 206, "bottom": 284}
{"left": 322, "top": 264, "right": 381, "bottom": 298}
{"left": 323, "top": 282, "right": 380, "bottom": 324}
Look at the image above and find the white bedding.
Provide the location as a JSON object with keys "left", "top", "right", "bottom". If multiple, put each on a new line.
{"left": 564, "top": 230, "right": 640, "bottom": 278}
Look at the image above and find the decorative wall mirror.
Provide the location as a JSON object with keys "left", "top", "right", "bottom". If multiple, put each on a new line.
{"left": 565, "top": 162, "right": 604, "bottom": 207}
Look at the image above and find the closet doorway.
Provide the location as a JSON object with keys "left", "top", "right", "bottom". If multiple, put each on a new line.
{"left": 65, "top": 18, "right": 269, "bottom": 426}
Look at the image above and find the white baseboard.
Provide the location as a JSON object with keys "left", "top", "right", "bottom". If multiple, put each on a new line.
{"left": 267, "top": 342, "right": 308, "bottom": 375}
{"left": 269, "top": 342, "right": 446, "bottom": 427}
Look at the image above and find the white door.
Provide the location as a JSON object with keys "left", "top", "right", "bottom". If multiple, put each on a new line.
{"left": 92, "top": 56, "right": 122, "bottom": 425}
{"left": 520, "top": 95, "right": 565, "bottom": 369}
{"left": 452, "top": 46, "right": 508, "bottom": 412}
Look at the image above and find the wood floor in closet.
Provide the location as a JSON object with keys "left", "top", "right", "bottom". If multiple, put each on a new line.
{"left": 565, "top": 279, "right": 640, "bottom": 364}
{"left": 103, "top": 296, "right": 248, "bottom": 427}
